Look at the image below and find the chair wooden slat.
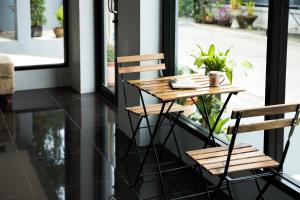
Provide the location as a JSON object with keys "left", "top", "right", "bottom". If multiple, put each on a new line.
{"left": 204, "top": 156, "right": 273, "bottom": 170}
{"left": 231, "top": 103, "right": 300, "bottom": 119}
{"left": 119, "top": 64, "right": 166, "bottom": 74}
{"left": 209, "top": 160, "right": 279, "bottom": 176}
{"left": 227, "top": 118, "right": 300, "bottom": 134}
{"left": 186, "top": 143, "right": 250, "bottom": 156}
{"left": 125, "top": 103, "right": 191, "bottom": 116}
{"left": 191, "top": 146, "right": 258, "bottom": 160}
{"left": 117, "top": 53, "right": 164, "bottom": 63}
{"left": 197, "top": 151, "right": 265, "bottom": 165}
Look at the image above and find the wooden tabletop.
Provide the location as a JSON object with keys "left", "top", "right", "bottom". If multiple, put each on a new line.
{"left": 127, "top": 74, "right": 245, "bottom": 102}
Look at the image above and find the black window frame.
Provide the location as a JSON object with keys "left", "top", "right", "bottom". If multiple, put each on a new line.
{"left": 14, "top": 0, "right": 69, "bottom": 71}
{"left": 162, "top": 0, "right": 300, "bottom": 198}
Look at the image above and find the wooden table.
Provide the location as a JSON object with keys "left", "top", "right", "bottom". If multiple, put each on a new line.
{"left": 127, "top": 74, "right": 244, "bottom": 198}
{"left": 128, "top": 74, "right": 244, "bottom": 102}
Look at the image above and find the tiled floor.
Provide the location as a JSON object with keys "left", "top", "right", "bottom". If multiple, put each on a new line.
{"left": 0, "top": 87, "right": 228, "bottom": 200}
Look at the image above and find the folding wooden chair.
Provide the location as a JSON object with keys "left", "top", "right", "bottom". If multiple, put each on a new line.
{"left": 117, "top": 53, "right": 192, "bottom": 173}
{"left": 184, "top": 103, "right": 300, "bottom": 200}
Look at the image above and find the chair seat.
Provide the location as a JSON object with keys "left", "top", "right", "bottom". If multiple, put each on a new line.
{"left": 186, "top": 143, "right": 279, "bottom": 176}
{"left": 126, "top": 103, "right": 192, "bottom": 116}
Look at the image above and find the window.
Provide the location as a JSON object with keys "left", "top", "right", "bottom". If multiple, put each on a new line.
{"left": 284, "top": 0, "right": 300, "bottom": 185}
{"left": 0, "top": 0, "right": 17, "bottom": 41}
{"left": 163, "top": 0, "right": 300, "bottom": 192}
{"left": 176, "top": 0, "right": 269, "bottom": 150}
{"left": 0, "top": 0, "right": 67, "bottom": 68}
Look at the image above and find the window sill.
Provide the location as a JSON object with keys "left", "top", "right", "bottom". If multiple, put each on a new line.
{"left": 175, "top": 115, "right": 300, "bottom": 199}
{"left": 15, "top": 64, "right": 67, "bottom": 71}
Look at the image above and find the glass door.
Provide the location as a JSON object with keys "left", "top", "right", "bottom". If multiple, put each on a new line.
{"left": 104, "top": 0, "right": 117, "bottom": 93}
{"left": 95, "top": 0, "right": 118, "bottom": 104}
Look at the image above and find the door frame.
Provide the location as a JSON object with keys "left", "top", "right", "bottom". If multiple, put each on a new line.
{"left": 94, "top": 0, "right": 118, "bottom": 106}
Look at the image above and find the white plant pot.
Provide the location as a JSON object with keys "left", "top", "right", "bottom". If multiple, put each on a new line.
{"left": 230, "top": 9, "right": 240, "bottom": 29}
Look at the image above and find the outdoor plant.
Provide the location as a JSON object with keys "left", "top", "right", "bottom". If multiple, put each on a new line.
{"left": 107, "top": 44, "right": 115, "bottom": 63}
{"left": 193, "top": 43, "right": 252, "bottom": 83}
{"left": 215, "top": 4, "right": 230, "bottom": 26}
{"left": 246, "top": 0, "right": 255, "bottom": 16}
{"left": 177, "top": 65, "right": 230, "bottom": 135}
{"left": 30, "top": 0, "right": 47, "bottom": 26}
{"left": 178, "top": 0, "right": 193, "bottom": 17}
{"left": 53, "top": 5, "right": 64, "bottom": 38}
{"left": 193, "top": 0, "right": 206, "bottom": 23}
{"left": 181, "top": 43, "right": 252, "bottom": 137}
{"left": 55, "top": 5, "right": 64, "bottom": 28}
{"left": 230, "top": 0, "right": 242, "bottom": 10}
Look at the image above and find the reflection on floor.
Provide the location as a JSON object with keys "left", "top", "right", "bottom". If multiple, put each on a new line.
{"left": 0, "top": 87, "right": 228, "bottom": 200}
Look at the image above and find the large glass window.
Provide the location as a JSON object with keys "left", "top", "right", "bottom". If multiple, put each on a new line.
{"left": 284, "top": 0, "right": 300, "bottom": 185}
{"left": 177, "top": 0, "right": 268, "bottom": 150}
{"left": 0, "top": 0, "right": 66, "bottom": 67}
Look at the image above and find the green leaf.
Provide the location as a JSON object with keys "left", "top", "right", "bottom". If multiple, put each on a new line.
{"left": 225, "top": 66, "right": 233, "bottom": 83}
{"left": 214, "top": 117, "right": 230, "bottom": 134}
{"left": 225, "top": 48, "right": 231, "bottom": 56}
{"left": 240, "top": 60, "right": 253, "bottom": 68}
{"left": 208, "top": 44, "right": 215, "bottom": 57}
{"left": 226, "top": 134, "right": 233, "bottom": 141}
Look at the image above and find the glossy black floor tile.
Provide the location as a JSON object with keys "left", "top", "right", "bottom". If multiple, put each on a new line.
{"left": 11, "top": 90, "right": 57, "bottom": 112}
{"left": 22, "top": 149, "right": 115, "bottom": 194}
{"left": 0, "top": 87, "right": 228, "bottom": 200}
{"left": 0, "top": 160, "right": 33, "bottom": 199}
{"left": 33, "top": 175, "right": 141, "bottom": 200}
{"left": 14, "top": 128, "right": 95, "bottom": 161}
{"left": 46, "top": 87, "right": 81, "bottom": 100}
{"left": 5, "top": 110, "right": 80, "bottom": 137}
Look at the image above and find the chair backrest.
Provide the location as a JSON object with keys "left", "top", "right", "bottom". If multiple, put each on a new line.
{"left": 117, "top": 53, "right": 165, "bottom": 75}
{"left": 117, "top": 53, "right": 165, "bottom": 107}
{"left": 227, "top": 103, "right": 300, "bottom": 134}
{"left": 223, "top": 103, "right": 300, "bottom": 176}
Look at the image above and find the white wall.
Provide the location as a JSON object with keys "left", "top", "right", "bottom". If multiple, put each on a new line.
{"left": 78, "top": 0, "right": 95, "bottom": 93}
{"left": 68, "top": 0, "right": 95, "bottom": 94}
{"left": 15, "top": 68, "right": 69, "bottom": 91}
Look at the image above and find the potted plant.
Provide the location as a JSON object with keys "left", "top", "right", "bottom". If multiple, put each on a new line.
{"left": 30, "top": 0, "right": 47, "bottom": 37}
{"left": 193, "top": 43, "right": 252, "bottom": 83}
{"left": 54, "top": 5, "right": 64, "bottom": 38}
{"left": 214, "top": 3, "right": 230, "bottom": 26}
{"left": 244, "top": 0, "right": 258, "bottom": 29}
{"left": 191, "top": 44, "right": 252, "bottom": 136}
{"left": 230, "top": 0, "right": 242, "bottom": 28}
{"left": 204, "top": 11, "right": 214, "bottom": 24}
{"left": 107, "top": 44, "right": 115, "bottom": 85}
{"left": 193, "top": 0, "right": 207, "bottom": 23}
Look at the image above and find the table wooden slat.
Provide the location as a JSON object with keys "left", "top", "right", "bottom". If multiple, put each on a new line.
{"left": 127, "top": 74, "right": 244, "bottom": 101}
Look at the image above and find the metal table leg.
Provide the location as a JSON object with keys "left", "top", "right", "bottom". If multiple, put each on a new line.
{"left": 192, "top": 93, "right": 233, "bottom": 148}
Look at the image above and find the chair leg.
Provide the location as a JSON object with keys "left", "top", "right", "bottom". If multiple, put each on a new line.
{"left": 252, "top": 171, "right": 265, "bottom": 200}
{"left": 255, "top": 175, "right": 277, "bottom": 200}
{"left": 122, "top": 117, "right": 143, "bottom": 161}
{"left": 226, "top": 181, "right": 234, "bottom": 200}
{"left": 211, "top": 178, "right": 225, "bottom": 200}
{"left": 199, "top": 166, "right": 211, "bottom": 200}
{"left": 121, "top": 115, "right": 144, "bottom": 176}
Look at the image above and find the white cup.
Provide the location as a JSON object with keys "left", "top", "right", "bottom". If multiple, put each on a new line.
{"left": 209, "top": 71, "right": 225, "bottom": 87}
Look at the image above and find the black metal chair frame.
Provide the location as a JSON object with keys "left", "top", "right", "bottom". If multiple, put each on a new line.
{"left": 118, "top": 56, "right": 187, "bottom": 199}
{"left": 176, "top": 104, "right": 300, "bottom": 200}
